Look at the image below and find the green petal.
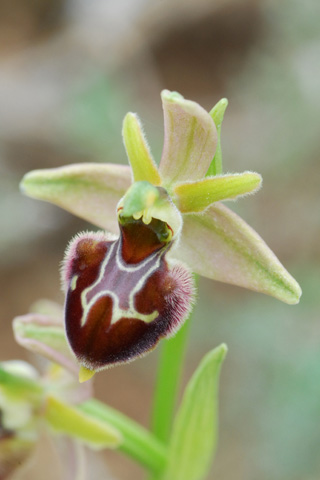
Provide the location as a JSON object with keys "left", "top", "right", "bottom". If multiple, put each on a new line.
{"left": 174, "top": 172, "right": 262, "bottom": 213}
{"left": 163, "top": 344, "right": 227, "bottom": 480}
{"left": 122, "top": 113, "right": 162, "bottom": 185}
{"left": 20, "top": 163, "right": 132, "bottom": 231}
{"left": 159, "top": 90, "right": 218, "bottom": 187}
{"left": 177, "top": 204, "right": 302, "bottom": 304}
{"left": 45, "top": 396, "right": 122, "bottom": 449}
{"left": 206, "top": 98, "right": 228, "bottom": 176}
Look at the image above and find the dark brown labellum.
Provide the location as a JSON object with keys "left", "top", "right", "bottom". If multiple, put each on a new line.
{"left": 63, "top": 217, "right": 194, "bottom": 371}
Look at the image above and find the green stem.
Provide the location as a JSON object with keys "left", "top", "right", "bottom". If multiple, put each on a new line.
{"left": 148, "top": 276, "right": 198, "bottom": 480}
{"left": 80, "top": 399, "right": 167, "bottom": 474}
{"left": 150, "top": 317, "right": 191, "bottom": 445}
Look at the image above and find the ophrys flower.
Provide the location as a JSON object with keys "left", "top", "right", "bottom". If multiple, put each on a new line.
{"left": 21, "top": 90, "right": 301, "bottom": 379}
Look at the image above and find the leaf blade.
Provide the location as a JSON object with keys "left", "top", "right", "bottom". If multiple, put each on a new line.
{"left": 163, "top": 344, "right": 227, "bottom": 480}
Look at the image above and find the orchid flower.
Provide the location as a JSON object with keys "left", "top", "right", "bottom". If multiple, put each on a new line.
{"left": 0, "top": 349, "right": 119, "bottom": 480}
{"left": 20, "top": 90, "right": 301, "bottom": 380}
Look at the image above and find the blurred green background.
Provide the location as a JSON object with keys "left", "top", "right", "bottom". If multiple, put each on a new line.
{"left": 0, "top": 0, "right": 319, "bottom": 479}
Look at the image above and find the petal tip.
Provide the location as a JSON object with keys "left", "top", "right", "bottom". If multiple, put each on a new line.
{"left": 161, "top": 89, "right": 183, "bottom": 102}
{"left": 209, "top": 97, "right": 229, "bottom": 126}
{"left": 19, "top": 170, "right": 38, "bottom": 197}
{"left": 242, "top": 171, "right": 263, "bottom": 193}
{"left": 270, "top": 266, "right": 302, "bottom": 305}
{"left": 124, "top": 111, "right": 136, "bottom": 119}
{"left": 284, "top": 280, "right": 302, "bottom": 305}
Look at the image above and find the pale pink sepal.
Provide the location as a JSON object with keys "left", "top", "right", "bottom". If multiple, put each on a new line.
{"left": 13, "top": 313, "right": 78, "bottom": 376}
{"left": 159, "top": 90, "right": 218, "bottom": 187}
{"left": 176, "top": 204, "right": 302, "bottom": 304}
{"left": 20, "top": 163, "right": 132, "bottom": 232}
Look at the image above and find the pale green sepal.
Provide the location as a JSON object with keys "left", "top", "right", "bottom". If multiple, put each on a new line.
{"left": 20, "top": 163, "right": 132, "bottom": 232}
{"left": 122, "top": 113, "right": 162, "bottom": 185}
{"left": 174, "top": 172, "right": 262, "bottom": 213}
{"left": 207, "top": 98, "right": 228, "bottom": 176}
{"left": 13, "top": 313, "right": 78, "bottom": 376}
{"left": 163, "top": 344, "right": 227, "bottom": 480}
{"left": 45, "top": 396, "right": 122, "bottom": 449}
{"left": 176, "top": 204, "right": 302, "bottom": 304}
{"left": 159, "top": 90, "right": 218, "bottom": 187}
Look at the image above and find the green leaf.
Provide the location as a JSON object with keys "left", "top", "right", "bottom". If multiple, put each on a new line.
{"left": 45, "top": 396, "right": 122, "bottom": 449}
{"left": 163, "top": 344, "right": 227, "bottom": 480}
{"left": 207, "top": 98, "right": 228, "bottom": 176}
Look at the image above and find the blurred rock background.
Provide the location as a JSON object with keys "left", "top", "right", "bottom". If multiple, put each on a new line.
{"left": 0, "top": 0, "right": 319, "bottom": 479}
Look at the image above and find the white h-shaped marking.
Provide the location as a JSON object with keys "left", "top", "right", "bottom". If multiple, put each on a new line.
{"left": 78, "top": 239, "right": 168, "bottom": 327}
